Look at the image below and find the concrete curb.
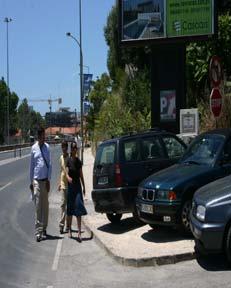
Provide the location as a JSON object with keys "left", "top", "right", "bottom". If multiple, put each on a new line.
{"left": 82, "top": 218, "right": 196, "bottom": 267}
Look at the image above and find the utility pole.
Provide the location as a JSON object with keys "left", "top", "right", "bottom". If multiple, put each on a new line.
{"left": 4, "top": 17, "right": 12, "bottom": 144}
{"left": 79, "top": 0, "right": 84, "bottom": 164}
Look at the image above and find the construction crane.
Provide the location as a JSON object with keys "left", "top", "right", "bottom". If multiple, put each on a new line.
{"left": 28, "top": 97, "right": 62, "bottom": 137}
{"left": 28, "top": 97, "right": 62, "bottom": 113}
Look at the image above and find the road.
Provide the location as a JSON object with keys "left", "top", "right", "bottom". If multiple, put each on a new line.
{"left": 0, "top": 145, "right": 231, "bottom": 288}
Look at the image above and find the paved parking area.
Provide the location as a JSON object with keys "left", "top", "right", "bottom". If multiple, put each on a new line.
{"left": 82, "top": 148, "right": 196, "bottom": 267}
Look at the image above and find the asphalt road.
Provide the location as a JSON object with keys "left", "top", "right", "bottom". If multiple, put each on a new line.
{"left": 0, "top": 147, "right": 31, "bottom": 162}
{"left": 0, "top": 145, "right": 231, "bottom": 288}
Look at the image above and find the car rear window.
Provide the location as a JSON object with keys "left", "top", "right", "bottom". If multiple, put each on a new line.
{"left": 95, "top": 143, "right": 116, "bottom": 165}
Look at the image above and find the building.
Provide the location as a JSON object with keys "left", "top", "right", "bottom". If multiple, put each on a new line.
{"left": 45, "top": 107, "right": 80, "bottom": 128}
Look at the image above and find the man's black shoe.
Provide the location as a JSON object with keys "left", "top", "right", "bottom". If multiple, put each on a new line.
{"left": 42, "top": 230, "right": 47, "bottom": 237}
{"left": 36, "top": 235, "right": 42, "bottom": 242}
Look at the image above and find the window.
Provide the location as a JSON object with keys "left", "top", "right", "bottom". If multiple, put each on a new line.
{"left": 95, "top": 144, "right": 115, "bottom": 165}
{"left": 181, "top": 135, "right": 224, "bottom": 165}
{"left": 141, "top": 137, "right": 164, "bottom": 160}
{"left": 123, "top": 140, "right": 140, "bottom": 162}
{"left": 163, "top": 136, "right": 186, "bottom": 159}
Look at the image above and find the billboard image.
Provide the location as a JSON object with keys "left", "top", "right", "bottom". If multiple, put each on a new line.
{"left": 160, "top": 90, "right": 176, "bottom": 121}
{"left": 121, "top": 0, "right": 215, "bottom": 42}
{"left": 122, "top": 0, "right": 165, "bottom": 40}
{"left": 167, "top": 0, "right": 214, "bottom": 37}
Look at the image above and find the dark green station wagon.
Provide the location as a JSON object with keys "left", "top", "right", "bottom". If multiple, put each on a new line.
{"left": 92, "top": 129, "right": 187, "bottom": 223}
{"left": 136, "top": 129, "right": 231, "bottom": 233}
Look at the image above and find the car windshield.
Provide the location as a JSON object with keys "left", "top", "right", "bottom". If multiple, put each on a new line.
{"left": 180, "top": 134, "right": 225, "bottom": 166}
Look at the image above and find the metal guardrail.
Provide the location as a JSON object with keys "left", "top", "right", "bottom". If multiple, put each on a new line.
{"left": 0, "top": 143, "right": 32, "bottom": 152}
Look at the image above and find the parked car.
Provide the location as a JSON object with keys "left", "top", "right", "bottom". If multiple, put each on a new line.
{"left": 92, "top": 129, "right": 187, "bottom": 223}
{"left": 136, "top": 129, "right": 231, "bottom": 233}
{"left": 190, "top": 174, "right": 231, "bottom": 263}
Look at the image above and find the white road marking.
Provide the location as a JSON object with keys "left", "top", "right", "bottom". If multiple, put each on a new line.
{"left": 0, "top": 182, "right": 12, "bottom": 191}
{"left": 47, "top": 286, "right": 53, "bottom": 288}
{"left": 52, "top": 236, "right": 64, "bottom": 271}
{"left": 0, "top": 153, "right": 30, "bottom": 167}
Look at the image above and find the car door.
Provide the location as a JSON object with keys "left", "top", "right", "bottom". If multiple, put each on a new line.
{"left": 119, "top": 137, "right": 146, "bottom": 187}
{"left": 93, "top": 141, "right": 117, "bottom": 189}
{"left": 140, "top": 135, "right": 171, "bottom": 179}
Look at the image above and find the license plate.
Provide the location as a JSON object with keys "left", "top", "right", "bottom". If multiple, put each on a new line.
{"left": 140, "top": 203, "right": 153, "bottom": 214}
{"left": 98, "top": 176, "right": 108, "bottom": 185}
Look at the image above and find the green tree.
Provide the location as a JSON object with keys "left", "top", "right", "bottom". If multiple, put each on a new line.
{"left": 17, "top": 99, "right": 31, "bottom": 141}
{"left": 0, "top": 78, "right": 7, "bottom": 143}
{"left": 104, "top": 5, "right": 150, "bottom": 83}
{"left": 87, "top": 73, "right": 112, "bottom": 132}
{"left": 17, "top": 99, "right": 45, "bottom": 142}
{"left": 0, "top": 77, "right": 19, "bottom": 144}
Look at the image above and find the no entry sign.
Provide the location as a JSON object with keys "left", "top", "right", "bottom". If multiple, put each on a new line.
{"left": 209, "top": 56, "right": 222, "bottom": 87}
{"left": 210, "top": 88, "right": 222, "bottom": 118}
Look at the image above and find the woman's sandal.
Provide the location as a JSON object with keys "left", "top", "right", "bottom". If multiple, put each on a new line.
{"left": 77, "top": 233, "right": 82, "bottom": 243}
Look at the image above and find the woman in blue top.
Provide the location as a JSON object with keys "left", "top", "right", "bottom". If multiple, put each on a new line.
{"left": 66, "top": 142, "right": 87, "bottom": 241}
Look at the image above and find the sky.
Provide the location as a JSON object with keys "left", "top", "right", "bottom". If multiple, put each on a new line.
{"left": 0, "top": 0, "right": 115, "bottom": 116}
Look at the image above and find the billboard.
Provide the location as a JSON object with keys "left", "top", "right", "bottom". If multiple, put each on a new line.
{"left": 120, "top": 0, "right": 215, "bottom": 43}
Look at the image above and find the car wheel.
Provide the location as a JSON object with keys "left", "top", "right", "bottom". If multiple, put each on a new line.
{"left": 225, "top": 225, "right": 231, "bottom": 264}
{"left": 180, "top": 199, "right": 192, "bottom": 234}
{"left": 106, "top": 213, "right": 122, "bottom": 224}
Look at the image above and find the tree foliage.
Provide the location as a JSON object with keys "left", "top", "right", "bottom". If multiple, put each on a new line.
{"left": 186, "top": 12, "right": 231, "bottom": 107}
{"left": 17, "top": 99, "right": 45, "bottom": 142}
{"left": 0, "top": 78, "right": 19, "bottom": 144}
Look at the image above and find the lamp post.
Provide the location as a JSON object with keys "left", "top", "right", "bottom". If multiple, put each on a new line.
{"left": 4, "top": 17, "right": 12, "bottom": 145}
{"left": 66, "top": 30, "right": 84, "bottom": 163}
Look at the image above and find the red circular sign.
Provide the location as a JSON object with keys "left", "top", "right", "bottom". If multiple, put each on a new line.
{"left": 209, "top": 56, "right": 222, "bottom": 87}
{"left": 210, "top": 88, "right": 222, "bottom": 118}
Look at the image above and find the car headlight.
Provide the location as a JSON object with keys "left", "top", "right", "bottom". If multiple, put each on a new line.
{"left": 196, "top": 205, "right": 206, "bottom": 222}
{"left": 156, "top": 190, "right": 177, "bottom": 201}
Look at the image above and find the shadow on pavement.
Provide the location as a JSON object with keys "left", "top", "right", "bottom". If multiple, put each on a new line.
{"left": 196, "top": 252, "right": 231, "bottom": 271}
{"left": 44, "top": 234, "right": 63, "bottom": 241}
{"left": 71, "top": 234, "right": 94, "bottom": 242}
{"left": 141, "top": 226, "right": 193, "bottom": 243}
{"left": 97, "top": 216, "right": 144, "bottom": 235}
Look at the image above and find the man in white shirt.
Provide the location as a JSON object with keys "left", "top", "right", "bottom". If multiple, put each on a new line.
{"left": 30, "top": 127, "right": 52, "bottom": 242}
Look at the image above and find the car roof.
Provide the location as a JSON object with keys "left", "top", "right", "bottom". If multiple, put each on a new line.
{"left": 99, "top": 129, "right": 177, "bottom": 145}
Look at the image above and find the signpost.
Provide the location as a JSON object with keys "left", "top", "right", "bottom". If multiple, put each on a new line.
{"left": 210, "top": 88, "right": 222, "bottom": 119}
{"left": 209, "top": 56, "right": 223, "bottom": 127}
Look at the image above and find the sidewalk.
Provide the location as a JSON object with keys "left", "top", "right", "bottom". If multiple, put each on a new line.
{"left": 82, "top": 148, "right": 196, "bottom": 267}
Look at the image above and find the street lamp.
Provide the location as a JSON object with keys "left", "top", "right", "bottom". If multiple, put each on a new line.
{"left": 4, "top": 17, "right": 12, "bottom": 145}
{"left": 66, "top": 30, "right": 84, "bottom": 163}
